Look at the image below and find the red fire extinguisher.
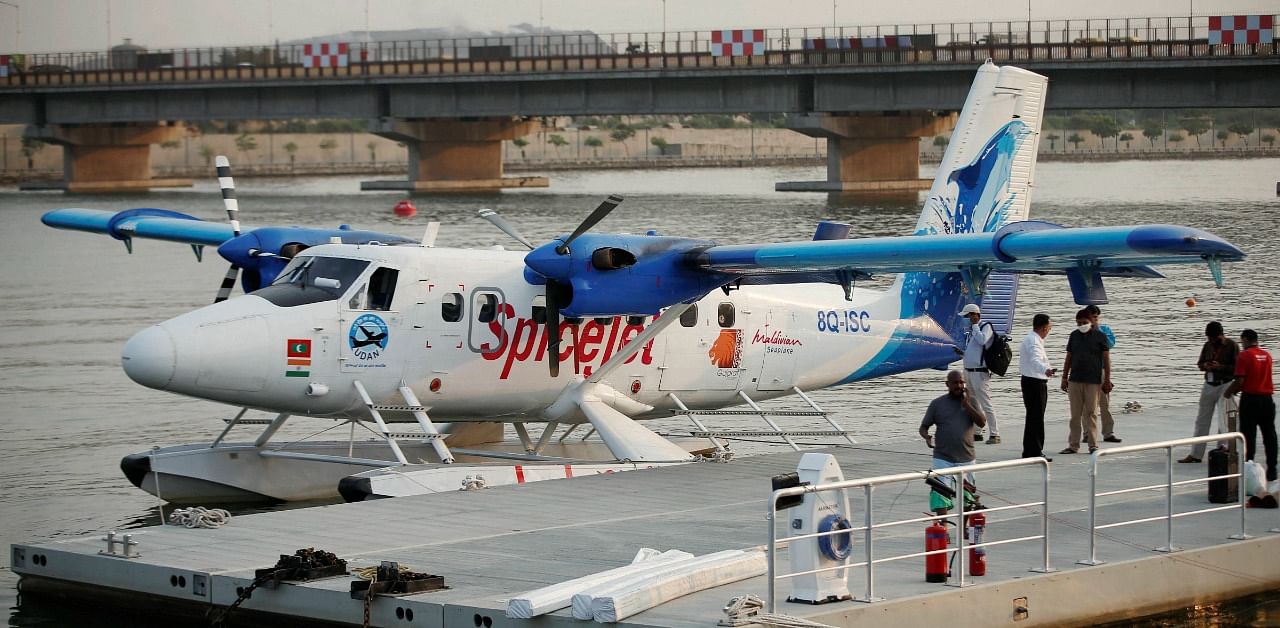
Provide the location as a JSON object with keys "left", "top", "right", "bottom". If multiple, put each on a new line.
{"left": 967, "top": 511, "right": 987, "bottom": 576}
{"left": 925, "top": 521, "right": 949, "bottom": 583}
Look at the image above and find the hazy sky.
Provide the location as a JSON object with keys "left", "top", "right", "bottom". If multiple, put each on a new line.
{"left": 2, "top": 0, "right": 1273, "bottom": 54}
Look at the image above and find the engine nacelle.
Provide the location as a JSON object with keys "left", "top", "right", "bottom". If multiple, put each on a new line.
{"left": 525, "top": 232, "right": 729, "bottom": 317}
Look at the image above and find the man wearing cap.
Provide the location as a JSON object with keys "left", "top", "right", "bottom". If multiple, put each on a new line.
{"left": 1179, "top": 321, "right": 1239, "bottom": 463}
{"left": 1224, "top": 329, "right": 1276, "bottom": 484}
{"left": 959, "top": 303, "right": 1000, "bottom": 444}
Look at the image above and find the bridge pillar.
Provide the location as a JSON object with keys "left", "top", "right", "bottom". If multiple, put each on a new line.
{"left": 21, "top": 124, "right": 192, "bottom": 193}
{"left": 362, "top": 118, "right": 549, "bottom": 192}
{"left": 776, "top": 112, "right": 956, "bottom": 192}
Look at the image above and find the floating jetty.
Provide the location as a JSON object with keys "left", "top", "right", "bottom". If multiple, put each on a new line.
{"left": 11, "top": 403, "right": 1280, "bottom": 627}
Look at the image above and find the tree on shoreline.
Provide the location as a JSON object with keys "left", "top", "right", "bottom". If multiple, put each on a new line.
{"left": 1227, "top": 123, "right": 1253, "bottom": 147}
{"left": 584, "top": 136, "right": 603, "bottom": 157}
{"left": 1119, "top": 132, "right": 1134, "bottom": 150}
{"left": 1067, "top": 133, "right": 1084, "bottom": 150}
{"left": 1168, "top": 133, "right": 1185, "bottom": 146}
{"left": 1045, "top": 133, "right": 1060, "bottom": 151}
{"left": 1142, "top": 122, "right": 1163, "bottom": 148}
{"left": 609, "top": 126, "right": 636, "bottom": 156}
{"left": 319, "top": 138, "right": 338, "bottom": 163}
{"left": 547, "top": 134, "right": 568, "bottom": 157}
{"left": 1263, "top": 134, "right": 1276, "bottom": 148}
{"left": 367, "top": 141, "right": 378, "bottom": 163}
{"left": 199, "top": 145, "right": 215, "bottom": 166}
{"left": 513, "top": 138, "right": 529, "bottom": 159}
{"left": 650, "top": 136, "right": 668, "bottom": 156}
{"left": 234, "top": 133, "right": 257, "bottom": 163}
{"left": 283, "top": 142, "right": 298, "bottom": 165}
{"left": 1215, "top": 130, "right": 1229, "bottom": 148}
{"left": 1182, "top": 118, "right": 1210, "bottom": 147}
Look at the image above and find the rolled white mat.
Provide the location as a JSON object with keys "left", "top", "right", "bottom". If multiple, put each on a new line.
{"left": 572, "top": 549, "right": 746, "bottom": 620}
{"left": 593, "top": 549, "right": 767, "bottom": 623}
{"left": 506, "top": 549, "right": 692, "bottom": 619}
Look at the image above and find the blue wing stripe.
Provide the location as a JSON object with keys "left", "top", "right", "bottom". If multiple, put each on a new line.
{"left": 699, "top": 224, "right": 1242, "bottom": 276}
{"left": 43, "top": 208, "right": 234, "bottom": 247}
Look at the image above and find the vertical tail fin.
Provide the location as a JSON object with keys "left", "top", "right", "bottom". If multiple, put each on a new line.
{"left": 894, "top": 62, "right": 1048, "bottom": 340}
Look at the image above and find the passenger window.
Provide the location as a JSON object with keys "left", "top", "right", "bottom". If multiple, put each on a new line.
{"left": 367, "top": 268, "right": 398, "bottom": 311}
{"left": 718, "top": 303, "right": 735, "bottom": 328}
{"left": 441, "top": 293, "right": 463, "bottom": 322}
{"left": 679, "top": 304, "right": 698, "bottom": 327}
{"left": 475, "top": 293, "right": 498, "bottom": 323}
{"left": 593, "top": 317, "right": 612, "bottom": 326}
{"left": 627, "top": 315, "right": 646, "bottom": 326}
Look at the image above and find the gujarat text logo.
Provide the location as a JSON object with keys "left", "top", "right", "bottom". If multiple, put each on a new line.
{"left": 349, "top": 314, "right": 389, "bottom": 361}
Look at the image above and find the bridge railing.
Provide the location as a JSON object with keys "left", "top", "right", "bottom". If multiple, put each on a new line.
{"left": 3, "top": 14, "right": 1275, "bottom": 88}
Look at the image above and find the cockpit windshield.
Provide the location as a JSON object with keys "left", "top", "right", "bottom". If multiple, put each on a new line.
{"left": 251, "top": 256, "right": 371, "bottom": 307}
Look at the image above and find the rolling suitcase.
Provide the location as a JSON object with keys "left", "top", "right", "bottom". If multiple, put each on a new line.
{"left": 1207, "top": 400, "right": 1239, "bottom": 503}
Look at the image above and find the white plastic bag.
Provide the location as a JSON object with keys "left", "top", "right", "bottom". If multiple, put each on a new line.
{"left": 1243, "top": 460, "right": 1267, "bottom": 497}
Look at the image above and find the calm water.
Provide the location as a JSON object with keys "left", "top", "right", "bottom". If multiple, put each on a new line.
{"left": 2, "top": 159, "right": 1278, "bottom": 625}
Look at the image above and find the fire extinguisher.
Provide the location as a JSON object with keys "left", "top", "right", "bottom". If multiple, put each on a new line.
{"left": 967, "top": 511, "right": 987, "bottom": 576}
{"left": 925, "top": 521, "right": 949, "bottom": 583}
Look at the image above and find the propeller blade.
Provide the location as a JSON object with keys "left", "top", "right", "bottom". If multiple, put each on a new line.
{"left": 213, "top": 156, "right": 242, "bottom": 303}
{"left": 545, "top": 279, "right": 561, "bottom": 378}
{"left": 477, "top": 208, "right": 535, "bottom": 250}
{"left": 214, "top": 264, "right": 240, "bottom": 303}
{"left": 556, "top": 194, "right": 623, "bottom": 255}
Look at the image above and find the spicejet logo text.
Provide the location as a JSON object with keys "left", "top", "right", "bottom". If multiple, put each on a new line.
{"left": 480, "top": 304, "right": 656, "bottom": 379}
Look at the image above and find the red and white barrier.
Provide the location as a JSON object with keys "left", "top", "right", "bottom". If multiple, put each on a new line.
{"left": 710, "top": 30, "right": 765, "bottom": 57}
{"left": 1208, "top": 15, "right": 1274, "bottom": 45}
{"left": 303, "top": 42, "right": 350, "bottom": 68}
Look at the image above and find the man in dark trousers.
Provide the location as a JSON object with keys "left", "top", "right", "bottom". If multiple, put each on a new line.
{"left": 1060, "top": 308, "right": 1112, "bottom": 454}
{"left": 1180, "top": 321, "right": 1239, "bottom": 463}
{"left": 1224, "top": 329, "right": 1276, "bottom": 484}
{"left": 920, "top": 370, "right": 988, "bottom": 484}
{"left": 1019, "top": 313, "right": 1055, "bottom": 460}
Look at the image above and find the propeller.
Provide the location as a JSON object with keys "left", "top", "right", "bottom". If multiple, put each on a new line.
{"left": 213, "top": 156, "right": 242, "bottom": 303}
{"left": 477, "top": 208, "right": 535, "bottom": 250}
{"left": 556, "top": 194, "right": 623, "bottom": 255}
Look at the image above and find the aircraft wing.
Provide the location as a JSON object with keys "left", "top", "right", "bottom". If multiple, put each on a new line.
{"left": 697, "top": 222, "right": 1243, "bottom": 277}
{"left": 42, "top": 208, "right": 236, "bottom": 246}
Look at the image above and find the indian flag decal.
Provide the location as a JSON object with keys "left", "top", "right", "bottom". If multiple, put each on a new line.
{"left": 286, "top": 339, "right": 312, "bottom": 377}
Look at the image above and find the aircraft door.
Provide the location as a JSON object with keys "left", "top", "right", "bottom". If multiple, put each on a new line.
{"left": 756, "top": 308, "right": 800, "bottom": 391}
{"left": 658, "top": 301, "right": 745, "bottom": 391}
{"left": 340, "top": 266, "right": 406, "bottom": 379}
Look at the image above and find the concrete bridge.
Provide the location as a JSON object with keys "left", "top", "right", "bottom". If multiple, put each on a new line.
{"left": 1, "top": 15, "right": 1276, "bottom": 192}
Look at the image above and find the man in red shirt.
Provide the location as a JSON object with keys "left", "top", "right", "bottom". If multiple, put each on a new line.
{"left": 1225, "top": 329, "right": 1276, "bottom": 483}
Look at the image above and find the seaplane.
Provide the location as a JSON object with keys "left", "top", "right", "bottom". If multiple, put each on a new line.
{"left": 41, "top": 62, "right": 1244, "bottom": 504}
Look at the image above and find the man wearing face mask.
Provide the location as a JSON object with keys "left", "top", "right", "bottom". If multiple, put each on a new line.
{"left": 1179, "top": 321, "right": 1239, "bottom": 463}
{"left": 1059, "top": 308, "right": 1113, "bottom": 454}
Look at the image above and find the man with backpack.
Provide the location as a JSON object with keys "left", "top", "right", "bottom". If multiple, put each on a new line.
{"left": 1085, "top": 305, "right": 1122, "bottom": 443}
{"left": 959, "top": 303, "right": 1002, "bottom": 444}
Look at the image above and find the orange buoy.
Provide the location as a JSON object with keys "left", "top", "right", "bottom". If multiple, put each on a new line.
{"left": 393, "top": 199, "right": 417, "bottom": 217}
{"left": 1186, "top": 297, "right": 1197, "bottom": 308}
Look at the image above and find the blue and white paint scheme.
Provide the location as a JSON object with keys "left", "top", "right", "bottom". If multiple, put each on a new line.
{"left": 40, "top": 62, "right": 1244, "bottom": 468}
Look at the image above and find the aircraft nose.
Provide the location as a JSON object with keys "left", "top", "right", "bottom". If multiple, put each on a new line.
{"left": 122, "top": 325, "right": 177, "bottom": 390}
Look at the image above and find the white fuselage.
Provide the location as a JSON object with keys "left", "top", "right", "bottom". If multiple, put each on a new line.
{"left": 122, "top": 242, "right": 951, "bottom": 423}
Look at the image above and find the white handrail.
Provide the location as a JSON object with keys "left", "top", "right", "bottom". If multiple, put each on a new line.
{"left": 766, "top": 456, "right": 1051, "bottom": 613}
{"left": 1079, "top": 432, "right": 1249, "bottom": 565}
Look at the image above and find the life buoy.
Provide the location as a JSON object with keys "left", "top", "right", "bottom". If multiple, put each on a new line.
{"left": 817, "top": 513, "right": 853, "bottom": 561}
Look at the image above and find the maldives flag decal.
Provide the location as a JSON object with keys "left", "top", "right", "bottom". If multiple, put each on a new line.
{"left": 286, "top": 339, "right": 312, "bottom": 377}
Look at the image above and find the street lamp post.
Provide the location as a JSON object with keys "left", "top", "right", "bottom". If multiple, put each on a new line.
{"left": 0, "top": 1, "right": 19, "bottom": 51}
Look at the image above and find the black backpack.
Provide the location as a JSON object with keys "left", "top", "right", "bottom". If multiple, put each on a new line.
{"left": 980, "top": 322, "right": 1013, "bottom": 376}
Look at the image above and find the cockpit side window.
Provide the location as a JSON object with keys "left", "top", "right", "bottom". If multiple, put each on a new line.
{"left": 441, "top": 293, "right": 463, "bottom": 322}
{"left": 367, "top": 267, "right": 398, "bottom": 311}
{"left": 679, "top": 304, "right": 699, "bottom": 327}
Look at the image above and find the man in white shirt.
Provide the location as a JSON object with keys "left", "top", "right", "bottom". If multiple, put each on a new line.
{"left": 959, "top": 303, "right": 1000, "bottom": 444}
{"left": 1019, "top": 313, "right": 1056, "bottom": 460}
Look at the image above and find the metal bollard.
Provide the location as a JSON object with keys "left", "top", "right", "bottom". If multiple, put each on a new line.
{"left": 104, "top": 530, "right": 117, "bottom": 555}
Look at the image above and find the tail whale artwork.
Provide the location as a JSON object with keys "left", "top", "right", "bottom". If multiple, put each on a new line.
{"left": 41, "top": 62, "right": 1245, "bottom": 503}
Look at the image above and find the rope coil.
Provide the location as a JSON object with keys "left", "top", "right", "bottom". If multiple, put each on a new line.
{"left": 167, "top": 507, "right": 232, "bottom": 529}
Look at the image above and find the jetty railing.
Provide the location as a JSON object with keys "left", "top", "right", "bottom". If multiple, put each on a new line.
{"left": 1078, "top": 432, "right": 1249, "bottom": 565}
{"left": 766, "top": 457, "right": 1051, "bottom": 613}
